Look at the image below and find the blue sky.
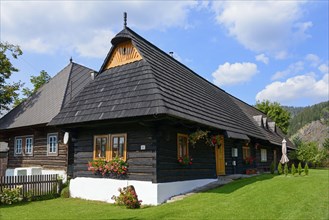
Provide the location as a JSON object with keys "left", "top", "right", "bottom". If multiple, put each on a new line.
{"left": 1, "top": 1, "right": 328, "bottom": 107}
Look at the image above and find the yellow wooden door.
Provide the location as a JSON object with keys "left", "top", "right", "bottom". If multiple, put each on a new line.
{"left": 215, "top": 136, "right": 225, "bottom": 176}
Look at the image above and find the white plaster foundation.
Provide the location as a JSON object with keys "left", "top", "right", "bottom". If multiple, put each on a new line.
{"left": 69, "top": 177, "right": 216, "bottom": 205}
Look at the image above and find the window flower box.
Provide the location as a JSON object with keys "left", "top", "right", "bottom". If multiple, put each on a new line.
{"left": 178, "top": 155, "right": 193, "bottom": 166}
{"left": 88, "top": 157, "right": 128, "bottom": 178}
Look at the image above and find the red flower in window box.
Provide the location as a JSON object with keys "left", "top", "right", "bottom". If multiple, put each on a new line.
{"left": 244, "top": 156, "right": 255, "bottom": 165}
{"left": 178, "top": 155, "right": 193, "bottom": 166}
{"left": 87, "top": 157, "right": 128, "bottom": 178}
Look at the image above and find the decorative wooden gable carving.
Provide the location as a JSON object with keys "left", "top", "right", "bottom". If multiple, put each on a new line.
{"left": 105, "top": 41, "right": 142, "bottom": 69}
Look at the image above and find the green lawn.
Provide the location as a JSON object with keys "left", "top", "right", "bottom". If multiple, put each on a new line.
{"left": 1, "top": 169, "right": 328, "bottom": 220}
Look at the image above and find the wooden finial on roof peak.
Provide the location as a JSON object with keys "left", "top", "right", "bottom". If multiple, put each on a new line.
{"left": 124, "top": 12, "right": 127, "bottom": 28}
{"left": 70, "top": 57, "right": 73, "bottom": 63}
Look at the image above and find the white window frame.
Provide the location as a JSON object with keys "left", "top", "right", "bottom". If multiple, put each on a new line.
{"left": 232, "top": 148, "right": 238, "bottom": 157}
{"left": 261, "top": 149, "right": 267, "bottom": 162}
{"left": 14, "top": 137, "right": 23, "bottom": 156}
{"left": 47, "top": 133, "right": 58, "bottom": 156}
{"left": 25, "top": 136, "right": 33, "bottom": 155}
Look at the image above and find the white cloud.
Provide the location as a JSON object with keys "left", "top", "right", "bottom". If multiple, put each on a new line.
{"left": 1, "top": 1, "right": 198, "bottom": 58}
{"left": 305, "top": 54, "right": 321, "bottom": 67}
{"left": 212, "top": 62, "right": 258, "bottom": 86}
{"left": 211, "top": 1, "right": 311, "bottom": 55}
{"left": 319, "top": 64, "right": 329, "bottom": 74}
{"left": 271, "top": 61, "right": 304, "bottom": 80}
{"left": 255, "top": 54, "right": 269, "bottom": 64}
{"left": 256, "top": 74, "right": 329, "bottom": 104}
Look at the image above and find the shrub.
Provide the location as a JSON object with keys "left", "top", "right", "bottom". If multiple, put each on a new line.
{"left": 291, "top": 164, "right": 296, "bottom": 176}
{"left": 60, "top": 186, "right": 70, "bottom": 198}
{"left": 270, "top": 161, "right": 275, "bottom": 174}
{"left": 304, "top": 163, "right": 309, "bottom": 175}
{"left": 0, "top": 186, "right": 23, "bottom": 205}
{"left": 278, "top": 163, "right": 283, "bottom": 175}
{"left": 111, "top": 185, "right": 142, "bottom": 209}
{"left": 284, "top": 163, "right": 289, "bottom": 176}
{"left": 298, "top": 162, "right": 302, "bottom": 175}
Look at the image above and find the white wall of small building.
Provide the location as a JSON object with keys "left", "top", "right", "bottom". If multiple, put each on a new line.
{"left": 69, "top": 177, "right": 216, "bottom": 205}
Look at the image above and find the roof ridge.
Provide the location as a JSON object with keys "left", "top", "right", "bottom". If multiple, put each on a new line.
{"left": 60, "top": 62, "right": 74, "bottom": 110}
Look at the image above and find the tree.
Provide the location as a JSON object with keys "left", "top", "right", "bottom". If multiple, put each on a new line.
{"left": 323, "top": 138, "right": 329, "bottom": 151}
{"left": 297, "top": 162, "right": 302, "bottom": 175}
{"left": 0, "top": 42, "right": 23, "bottom": 114}
{"left": 255, "top": 100, "right": 291, "bottom": 134}
{"left": 13, "top": 70, "right": 51, "bottom": 106}
{"left": 296, "top": 141, "right": 328, "bottom": 167}
{"left": 291, "top": 164, "right": 296, "bottom": 176}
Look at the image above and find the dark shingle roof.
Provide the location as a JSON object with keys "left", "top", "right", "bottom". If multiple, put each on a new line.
{"left": 49, "top": 27, "right": 291, "bottom": 146}
{"left": 0, "top": 62, "right": 94, "bottom": 130}
{"left": 229, "top": 95, "right": 294, "bottom": 148}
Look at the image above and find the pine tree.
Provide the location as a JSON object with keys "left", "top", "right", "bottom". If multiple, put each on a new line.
{"left": 278, "top": 163, "right": 283, "bottom": 175}
{"left": 304, "top": 163, "right": 309, "bottom": 175}
{"left": 291, "top": 164, "right": 296, "bottom": 176}
{"left": 298, "top": 162, "right": 302, "bottom": 175}
{"left": 270, "top": 161, "right": 275, "bottom": 174}
{"left": 284, "top": 163, "right": 288, "bottom": 176}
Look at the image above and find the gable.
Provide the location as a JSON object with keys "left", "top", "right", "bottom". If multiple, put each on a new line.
{"left": 104, "top": 40, "right": 142, "bottom": 70}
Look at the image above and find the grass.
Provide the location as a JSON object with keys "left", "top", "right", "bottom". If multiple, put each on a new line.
{"left": 1, "top": 169, "right": 328, "bottom": 220}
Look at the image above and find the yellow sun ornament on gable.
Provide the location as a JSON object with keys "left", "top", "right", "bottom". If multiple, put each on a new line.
{"left": 105, "top": 41, "right": 142, "bottom": 69}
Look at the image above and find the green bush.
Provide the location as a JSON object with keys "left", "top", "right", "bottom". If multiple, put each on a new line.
{"left": 0, "top": 186, "right": 23, "bottom": 205}
{"left": 304, "top": 163, "right": 309, "bottom": 175}
{"left": 111, "top": 185, "right": 142, "bottom": 209}
{"left": 284, "top": 163, "right": 289, "bottom": 176}
{"left": 298, "top": 162, "right": 302, "bottom": 175}
{"left": 60, "top": 186, "right": 70, "bottom": 198}
{"left": 278, "top": 163, "right": 283, "bottom": 175}
{"left": 291, "top": 164, "right": 296, "bottom": 176}
{"left": 270, "top": 161, "right": 275, "bottom": 174}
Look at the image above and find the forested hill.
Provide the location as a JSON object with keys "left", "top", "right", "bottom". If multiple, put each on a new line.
{"left": 285, "top": 101, "right": 329, "bottom": 137}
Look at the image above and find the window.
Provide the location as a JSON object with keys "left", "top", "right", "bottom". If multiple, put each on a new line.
{"left": 25, "top": 137, "right": 33, "bottom": 155}
{"left": 232, "top": 148, "right": 238, "bottom": 157}
{"left": 93, "top": 134, "right": 127, "bottom": 161}
{"left": 110, "top": 134, "right": 127, "bottom": 161}
{"left": 14, "top": 136, "right": 33, "bottom": 156}
{"left": 15, "top": 138, "right": 22, "bottom": 155}
{"left": 261, "top": 149, "right": 267, "bottom": 162}
{"left": 177, "top": 133, "right": 189, "bottom": 158}
{"left": 47, "top": 133, "right": 58, "bottom": 156}
{"left": 243, "top": 146, "right": 250, "bottom": 160}
{"left": 94, "top": 135, "right": 108, "bottom": 160}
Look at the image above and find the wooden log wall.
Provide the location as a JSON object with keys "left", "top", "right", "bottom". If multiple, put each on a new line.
{"left": 72, "top": 123, "right": 157, "bottom": 182}
{"left": 5, "top": 127, "right": 68, "bottom": 171}
{"left": 155, "top": 123, "right": 217, "bottom": 183}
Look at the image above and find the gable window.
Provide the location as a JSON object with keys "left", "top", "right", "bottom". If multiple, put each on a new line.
{"left": 93, "top": 134, "right": 127, "bottom": 161}
{"left": 47, "top": 133, "right": 58, "bottom": 156}
{"left": 243, "top": 146, "right": 250, "bottom": 160}
{"left": 94, "top": 135, "right": 108, "bottom": 160}
{"left": 25, "top": 137, "right": 33, "bottom": 155}
{"left": 177, "top": 133, "right": 189, "bottom": 158}
{"left": 15, "top": 138, "right": 23, "bottom": 155}
{"left": 261, "top": 149, "right": 267, "bottom": 162}
{"left": 110, "top": 134, "right": 127, "bottom": 161}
